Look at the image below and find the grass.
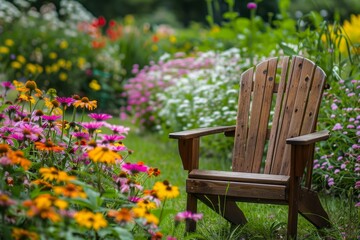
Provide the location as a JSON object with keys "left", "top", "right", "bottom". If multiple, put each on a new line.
{"left": 113, "top": 118, "right": 359, "bottom": 239}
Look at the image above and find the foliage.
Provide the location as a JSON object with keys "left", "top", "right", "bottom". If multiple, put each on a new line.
{"left": 0, "top": 79, "right": 203, "bottom": 239}
{"left": 0, "top": 0, "right": 124, "bottom": 110}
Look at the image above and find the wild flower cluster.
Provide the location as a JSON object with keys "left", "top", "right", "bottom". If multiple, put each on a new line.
{"left": 0, "top": 80, "right": 201, "bottom": 239}
{"left": 314, "top": 78, "right": 360, "bottom": 207}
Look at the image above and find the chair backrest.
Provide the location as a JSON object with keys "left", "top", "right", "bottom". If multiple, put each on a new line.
{"left": 232, "top": 56, "right": 326, "bottom": 176}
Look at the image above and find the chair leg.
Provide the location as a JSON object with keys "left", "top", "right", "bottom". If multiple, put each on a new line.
{"left": 186, "top": 193, "right": 197, "bottom": 232}
{"left": 196, "top": 194, "right": 247, "bottom": 225}
{"left": 287, "top": 179, "right": 300, "bottom": 239}
{"left": 299, "top": 188, "right": 331, "bottom": 229}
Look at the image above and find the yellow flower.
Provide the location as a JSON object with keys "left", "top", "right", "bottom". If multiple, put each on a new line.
{"left": 89, "top": 79, "right": 101, "bottom": 91}
{"left": 65, "top": 60, "right": 72, "bottom": 70}
{"left": 26, "top": 63, "right": 38, "bottom": 74}
{"left": 59, "top": 40, "right": 68, "bottom": 49}
{"left": 77, "top": 57, "right": 87, "bottom": 69}
{"left": 151, "top": 44, "right": 158, "bottom": 52}
{"left": 57, "top": 59, "right": 66, "bottom": 68}
{"left": 51, "top": 63, "right": 59, "bottom": 72}
{"left": 36, "top": 64, "right": 43, "bottom": 73}
{"left": 153, "top": 180, "right": 179, "bottom": 200}
{"left": 0, "top": 46, "right": 9, "bottom": 54}
{"left": 45, "top": 65, "right": 52, "bottom": 74}
{"left": 74, "top": 210, "right": 108, "bottom": 231}
{"left": 17, "top": 55, "right": 26, "bottom": 64}
{"left": 59, "top": 72, "right": 68, "bottom": 81}
{"left": 169, "top": 35, "right": 177, "bottom": 44}
{"left": 342, "top": 14, "right": 360, "bottom": 53}
{"left": 49, "top": 52, "right": 57, "bottom": 59}
{"left": 39, "top": 167, "right": 76, "bottom": 182}
{"left": 11, "top": 61, "right": 22, "bottom": 69}
{"left": 5, "top": 39, "right": 14, "bottom": 47}
{"left": 88, "top": 146, "right": 122, "bottom": 164}
{"left": 8, "top": 150, "right": 31, "bottom": 170}
{"left": 136, "top": 199, "right": 156, "bottom": 210}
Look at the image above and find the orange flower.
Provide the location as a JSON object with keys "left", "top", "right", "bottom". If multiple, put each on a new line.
{"left": 108, "top": 208, "right": 133, "bottom": 223}
{"left": 34, "top": 140, "right": 64, "bottom": 152}
{"left": 23, "top": 194, "right": 65, "bottom": 222}
{"left": 147, "top": 167, "right": 161, "bottom": 177}
{"left": 73, "top": 97, "right": 97, "bottom": 110}
{"left": 12, "top": 228, "right": 39, "bottom": 240}
{"left": 8, "top": 150, "right": 31, "bottom": 170}
{"left": 54, "top": 183, "right": 87, "bottom": 198}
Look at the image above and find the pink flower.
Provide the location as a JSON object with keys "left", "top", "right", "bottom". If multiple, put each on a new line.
{"left": 175, "top": 211, "right": 203, "bottom": 222}
{"left": 332, "top": 123, "right": 343, "bottom": 130}
{"left": 88, "top": 113, "right": 113, "bottom": 121}
{"left": 247, "top": 2, "right": 257, "bottom": 9}
{"left": 56, "top": 97, "right": 75, "bottom": 107}
{"left": 122, "top": 162, "right": 148, "bottom": 174}
{"left": 331, "top": 103, "right": 338, "bottom": 110}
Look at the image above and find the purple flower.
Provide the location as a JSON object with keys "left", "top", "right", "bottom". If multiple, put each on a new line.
{"left": 42, "top": 115, "right": 61, "bottom": 122}
{"left": 332, "top": 123, "right": 343, "bottom": 130}
{"left": 56, "top": 97, "right": 75, "bottom": 107}
{"left": 331, "top": 103, "right": 338, "bottom": 110}
{"left": 104, "top": 123, "right": 130, "bottom": 135}
{"left": 81, "top": 122, "right": 105, "bottom": 131}
{"left": 100, "top": 134, "right": 125, "bottom": 143}
{"left": 247, "top": 2, "right": 257, "bottom": 9}
{"left": 175, "top": 211, "right": 203, "bottom": 222}
{"left": 72, "top": 132, "right": 90, "bottom": 141}
{"left": 122, "top": 162, "right": 148, "bottom": 174}
{"left": 1, "top": 81, "right": 15, "bottom": 90}
{"left": 88, "top": 113, "right": 113, "bottom": 121}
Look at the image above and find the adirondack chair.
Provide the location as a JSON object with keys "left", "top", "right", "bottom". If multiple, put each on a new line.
{"left": 169, "top": 56, "right": 331, "bottom": 239}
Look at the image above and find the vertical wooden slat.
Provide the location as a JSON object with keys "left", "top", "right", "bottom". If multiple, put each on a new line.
{"left": 264, "top": 57, "right": 290, "bottom": 174}
{"left": 270, "top": 57, "right": 304, "bottom": 174}
{"left": 251, "top": 58, "right": 278, "bottom": 172}
{"left": 244, "top": 61, "right": 268, "bottom": 172}
{"left": 280, "top": 59, "right": 316, "bottom": 175}
{"left": 232, "top": 68, "right": 254, "bottom": 172}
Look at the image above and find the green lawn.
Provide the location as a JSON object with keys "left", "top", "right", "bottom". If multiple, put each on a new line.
{"left": 115, "top": 119, "right": 358, "bottom": 239}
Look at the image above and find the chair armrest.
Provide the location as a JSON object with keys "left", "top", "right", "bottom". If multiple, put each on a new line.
{"left": 286, "top": 130, "right": 330, "bottom": 145}
{"left": 169, "top": 126, "right": 236, "bottom": 140}
{"left": 169, "top": 126, "right": 235, "bottom": 171}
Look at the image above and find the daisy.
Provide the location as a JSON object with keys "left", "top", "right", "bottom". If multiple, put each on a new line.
{"left": 104, "top": 123, "right": 130, "bottom": 134}
{"left": 74, "top": 210, "right": 107, "bottom": 230}
{"left": 88, "top": 146, "right": 122, "bottom": 164}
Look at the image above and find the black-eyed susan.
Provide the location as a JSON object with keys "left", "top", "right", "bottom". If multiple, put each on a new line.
{"left": 23, "top": 194, "right": 63, "bottom": 222}
{"left": 152, "top": 180, "right": 179, "bottom": 200}
{"left": 73, "top": 97, "right": 97, "bottom": 110}
{"left": 108, "top": 208, "right": 133, "bottom": 223}
{"left": 12, "top": 228, "right": 39, "bottom": 240}
{"left": 8, "top": 150, "right": 31, "bottom": 170}
{"left": 34, "top": 140, "right": 64, "bottom": 152}
{"left": 147, "top": 167, "right": 161, "bottom": 177}
{"left": 74, "top": 210, "right": 107, "bottom": 231}
{"left": 136, "top": 199, "right": 156, "bottom": 210}
{"left": 53, "top": 183, "right": 87, "bottom": 198}
{"left": 39, "top": 167, "right": 76, "bottom": 182}
{"left": 88, "top": 146, "right": 122, "bottom": 164}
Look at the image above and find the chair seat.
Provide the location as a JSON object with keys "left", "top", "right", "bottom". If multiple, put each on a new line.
{"left": 187, "top": 169, "right": 290, "bottom": 202}
{"left": 189, "top": 169, "right": 290, "bottom": 185}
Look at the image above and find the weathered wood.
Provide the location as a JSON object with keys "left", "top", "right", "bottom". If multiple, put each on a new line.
{"left": 189, "top": 169, "right": 289, "bottom": 185}
{"left": 299, "top": 188, "right": 331, "bottom": 228}
{"left": 169, "top": 126, "right": 236, "bottom": 140}
{"left": 177, "top": 138, "right": 199, "bottom": 171}
{"left": 232, "top": 68, "right": 253, "bottom": 172}
{"left": 186, "top": 179, "right": 287, "bottom": 201}
{"left": 186, "top": 193, "right": 197, "bottom": 232}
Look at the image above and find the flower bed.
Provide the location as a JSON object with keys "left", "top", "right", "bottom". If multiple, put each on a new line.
{"left": 0, "top": 80, "right": 201, "bottom": 239}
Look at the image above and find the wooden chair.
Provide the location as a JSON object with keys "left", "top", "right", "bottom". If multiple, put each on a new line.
{"left": 169, "top": 56, "right": 331, "bottom": 239}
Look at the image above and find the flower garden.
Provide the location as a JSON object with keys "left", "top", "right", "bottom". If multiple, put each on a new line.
{"left": 0, "top": 0, "right": 359, "bottom": 239}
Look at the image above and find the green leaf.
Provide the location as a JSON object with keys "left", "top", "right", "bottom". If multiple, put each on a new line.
{"left": 279, "top": 42, "right": 297, "bottom": 56}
